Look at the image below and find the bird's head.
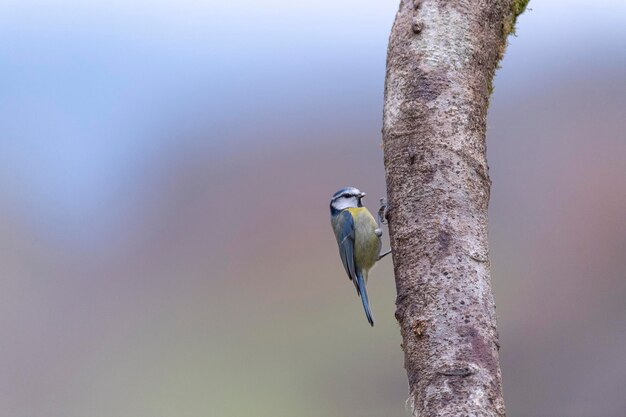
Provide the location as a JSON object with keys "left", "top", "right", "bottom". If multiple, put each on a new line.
{"left": 330, "top": 187, "right": 366, "bottom": 216}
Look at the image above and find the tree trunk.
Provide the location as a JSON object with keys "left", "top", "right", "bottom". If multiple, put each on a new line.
{"left": 382, "top": 1, "right": 526, "bottom": 416}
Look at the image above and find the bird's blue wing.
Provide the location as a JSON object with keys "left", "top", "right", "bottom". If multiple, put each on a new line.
{"left": 337, "top": 210, "right": 358, "bottom": 290}
{"left": 336, "top": 210, "right": 374, "bottom": 325}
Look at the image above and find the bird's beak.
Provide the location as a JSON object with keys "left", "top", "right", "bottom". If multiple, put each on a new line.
{"left": 360, "top": 192, "right": 366, "bottom": 198}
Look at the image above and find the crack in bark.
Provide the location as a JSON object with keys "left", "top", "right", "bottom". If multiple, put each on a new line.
{"left": 438, "top": 367, "right": 476, "bottom": 377}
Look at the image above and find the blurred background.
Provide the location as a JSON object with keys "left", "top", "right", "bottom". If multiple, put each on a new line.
{"left": 0, "top": 1, "right": 625, "bottom": 416}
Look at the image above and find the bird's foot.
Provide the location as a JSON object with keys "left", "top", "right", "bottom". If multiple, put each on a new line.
{"left": 378, "top": 198, "right": 389, "bottom": 226}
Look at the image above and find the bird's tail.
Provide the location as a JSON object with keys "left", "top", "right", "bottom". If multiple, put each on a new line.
{"left": 357, "top": 273, "right": 374, "bottom": 326}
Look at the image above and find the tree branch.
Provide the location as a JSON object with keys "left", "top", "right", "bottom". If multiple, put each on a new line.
{"left": 382, "top": 0, "right": 527, "bottom": 415}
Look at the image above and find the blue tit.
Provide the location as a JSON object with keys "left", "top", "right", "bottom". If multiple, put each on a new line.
{"left": 330, "top": 187, "right": 390, "bottom": 326}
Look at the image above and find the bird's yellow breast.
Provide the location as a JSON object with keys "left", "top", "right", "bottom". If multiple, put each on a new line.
{"left": 346, "top": 207, "right": 381, "bottom": 273}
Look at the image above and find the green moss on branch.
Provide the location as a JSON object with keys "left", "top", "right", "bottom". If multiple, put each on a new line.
{"left": 504, "top": 0, "right": 530, "bottom": 38}
{"left": 490, "top": 0, "right": 529, "bottom": 97}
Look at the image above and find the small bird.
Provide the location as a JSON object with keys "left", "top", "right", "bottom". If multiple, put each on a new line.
{"left": 330, "top": 187, "right": 390, "bottom": 326}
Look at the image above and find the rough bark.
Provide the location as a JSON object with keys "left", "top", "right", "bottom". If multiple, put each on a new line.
{"left": 382, "top": 1, "right": 526, "bottom": 416}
